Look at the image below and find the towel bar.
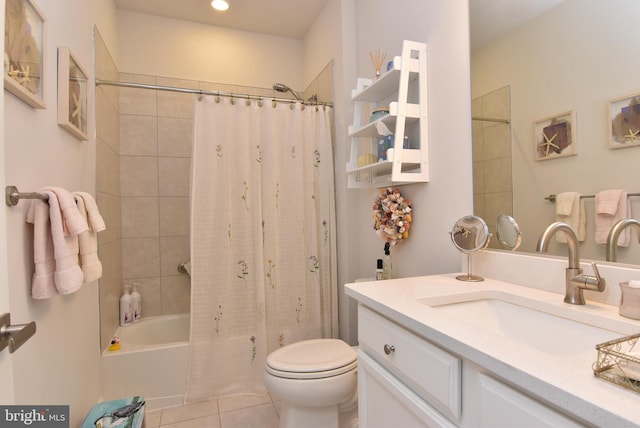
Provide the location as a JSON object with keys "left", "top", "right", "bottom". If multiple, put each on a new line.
{"left": 545, "top": 192, "right": 640, "bottom": 203}
{"left": 5, "top": 185, "right": 49, "bottom": 207}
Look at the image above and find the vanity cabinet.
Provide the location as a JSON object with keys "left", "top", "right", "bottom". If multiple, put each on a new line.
{"left": 347, "top": 40, "right": 429, "bottom": 188}
{"left": 356, "top": 305, "right": 583, "bottom": 427}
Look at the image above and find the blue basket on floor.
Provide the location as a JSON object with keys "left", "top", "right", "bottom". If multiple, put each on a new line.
{"left": 82, "top": 396, "right": 145, "bottom": 428}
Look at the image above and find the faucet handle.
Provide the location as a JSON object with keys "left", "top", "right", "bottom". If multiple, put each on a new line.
{"left": 585, "top": 262, "right": 606, "bottom": 292}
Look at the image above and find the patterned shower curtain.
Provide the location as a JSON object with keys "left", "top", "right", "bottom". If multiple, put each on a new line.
{"left": 185, "top": 96, "right": 338, "bottom": 402}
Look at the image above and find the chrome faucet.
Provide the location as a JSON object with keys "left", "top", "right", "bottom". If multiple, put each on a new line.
{"left": 536, "top": 222, "right": 606, "bottom": 305}
{"left": 606, "top": 218, "right": 640, "bottom": 262}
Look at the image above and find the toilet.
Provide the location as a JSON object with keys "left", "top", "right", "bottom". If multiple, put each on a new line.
{"left": 264, "top": 338, "right": 358, "bottom": 428}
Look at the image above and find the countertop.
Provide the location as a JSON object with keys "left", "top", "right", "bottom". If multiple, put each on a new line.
{"left": 346, "top": 274, "right": 640, "bottom": 427}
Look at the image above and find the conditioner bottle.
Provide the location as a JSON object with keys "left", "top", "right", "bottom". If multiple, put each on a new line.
{"left": 119, "top": 286, "right": 133, "bottom": 327}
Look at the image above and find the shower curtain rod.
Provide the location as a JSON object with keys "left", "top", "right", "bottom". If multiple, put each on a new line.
{"left": 95, "top": 79, "right": 333, "bottom": 107}
{"left": 472, "top": 116, "right": 510, "bottom": 124}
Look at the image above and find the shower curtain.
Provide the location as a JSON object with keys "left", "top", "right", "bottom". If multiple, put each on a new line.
{"left": 186, "top": 96, "right": 338, "bottom": 402}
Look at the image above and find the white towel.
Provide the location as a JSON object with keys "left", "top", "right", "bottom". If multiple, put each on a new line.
{"left": 26, "top": 197, "right": 56, "bottom": 299}
{"left": 46, "top": 190, "right": 86, "bottom": 295}
{"left": 595, "top": 189, "right": 630, "bottom": 246}
{"left": 74, "top": 195, "right": 103, "bottom": 282}
{"left": 555, "top": 192, "right": 586, "bottom": 243}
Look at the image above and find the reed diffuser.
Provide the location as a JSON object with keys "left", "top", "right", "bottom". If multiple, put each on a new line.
{"left": 369, "top": 49, "right": 387, "bottom": 80}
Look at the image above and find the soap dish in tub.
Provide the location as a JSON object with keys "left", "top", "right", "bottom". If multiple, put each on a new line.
{"left": 593, "top": 333, "right": 640, "bottom": 393}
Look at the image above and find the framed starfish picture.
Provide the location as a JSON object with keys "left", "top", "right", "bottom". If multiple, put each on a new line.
{"left": 534, "top": 111, "right": 577, "bottom": 161}
{"left": 609, "top": 92, "right": 640, "bottom": 149}
{"left": 57, "top": 47, "right": 88, "bottom": 141}
{"left": 4, "top": 0, "right": 46, "bottom": 108}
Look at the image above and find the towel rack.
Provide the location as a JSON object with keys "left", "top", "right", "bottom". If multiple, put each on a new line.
{"left": 5, "top": 185, "right": 49, "bottom": 207}
{"left": 545, "top": 193, "right": 640, "bottom": 203}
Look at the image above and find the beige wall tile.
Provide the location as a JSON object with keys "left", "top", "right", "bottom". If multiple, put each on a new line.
{"left": 160, "top": 236, "right": 190, "bottom": 277}
{"left": 161, "top": 275, "right": 191, "bottom": 314}
{"left": 158, "top": 157, "right": 191, "bottom": 196}
{"left": 130, "top": 277, "right": 162, "bottom": 318}
{"left": 120, "top": 114, "right": 158, "bottom": 156}
{"left": 120, "top": 156, "right": 159, "bottom": 196}
{"left": 119, "top": 73, "right": 157, "bottom": 116}
{"left": 483, "top": 157, "right": 513, "bottom": 193}
{"left": 483, "top": 123, "right": 512, "bottom": 161}
{"left": 96, "top": 192, "right": 121, "bottom": 246}
{"left": 160, "top": 197, "right": 190, "bottom": 236}
{"left": 122, "top": 237, "right": 160, "bottom": 279}
{"left": 158, "top": 117, "right": 193, "bottom": 157}
{"left": 121, "top": 197, "right": 160, "bottom": 238}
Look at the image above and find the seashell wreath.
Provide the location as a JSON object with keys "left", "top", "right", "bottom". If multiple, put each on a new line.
{"left": 372, "top": 188, "right": 412, "bottom": 245}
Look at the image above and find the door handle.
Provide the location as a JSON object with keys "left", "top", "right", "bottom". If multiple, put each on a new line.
{"left": 0, "top": 313, "right": 36, "bottom": 353}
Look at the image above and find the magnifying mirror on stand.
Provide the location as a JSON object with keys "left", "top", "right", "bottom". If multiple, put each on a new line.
{"left": 450, "top": 215, "right": 491, "bottom": 282}
{"left": 496, "top": 214, "right": 522, "bottom": 251}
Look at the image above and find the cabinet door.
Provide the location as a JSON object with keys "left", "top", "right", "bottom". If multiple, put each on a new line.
{"left": 358, "top": 350, "right": 456, "bottom": 428}
{"left": 475, "top": 373, "right": 582, "bottom": 428}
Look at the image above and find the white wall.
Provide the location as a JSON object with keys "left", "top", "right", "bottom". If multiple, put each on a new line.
{"left": 472, "top": 0, "right": 640, "bottom": 264}
{"left": 117, "top": 10, "right": 305, "bottom": 91}
{"left": 3, "top": 0, "right": 118, "bottom": 424}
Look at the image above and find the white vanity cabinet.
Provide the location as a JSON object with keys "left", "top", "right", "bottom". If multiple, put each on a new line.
{"left": 356, "top": 305, "right": 583, "bottom": 427}
{"left": 347, "top": 40, "right": 429, "bottom": 188}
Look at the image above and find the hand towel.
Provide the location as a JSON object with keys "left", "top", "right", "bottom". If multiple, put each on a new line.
{"left": 43, "top": 186, "right": 88, "bottom": 236}
{"left": 47, "top": 190, "right": 85, "bottom": 294}
{"left": 26, "top": 197, "right": 56, "bottom": 299}
{"left": 555, "top": 192, "right": 586, "bottom": 243}
{"left": 74, "top": 194, "right": 103, "bottom": 282}
{"left": 595, "top": 189, "right": 630, "bottom": 246}
{"left": 73, "top": 191, "right": 106, "bottom": 232}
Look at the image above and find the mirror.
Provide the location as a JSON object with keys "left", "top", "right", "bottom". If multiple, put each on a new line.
{"left": 451, "top": 215, "right": 491, "bottom": 282}
{"left": 496, "top": 215, "right": 521, "bottom": 251}
{"left": 470, "top": 0, "right": 640, "bottom": 266}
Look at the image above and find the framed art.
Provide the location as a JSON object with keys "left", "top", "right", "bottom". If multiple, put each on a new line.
{"left": 4, "top": 0, "right": 46, "bottom": 108}
{"left": 534, "top": 111, "right": 577, "bottom": 161}
{"left": 608, "top": 92, "right": 640, "bottom": 149}
{"left": 57, "top": 47, "right": 88, "bottom": 140}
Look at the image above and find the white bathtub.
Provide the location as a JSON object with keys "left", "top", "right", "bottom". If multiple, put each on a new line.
{"left": 101, "top": 314, "right": 190, "bottom": 410}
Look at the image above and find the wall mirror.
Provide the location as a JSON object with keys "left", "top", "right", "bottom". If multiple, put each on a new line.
{"left": 451, "top": 215, "right": 491, "bottom": 282}
{"left": 470, "top": 0, "right": 640, "bottom": 266}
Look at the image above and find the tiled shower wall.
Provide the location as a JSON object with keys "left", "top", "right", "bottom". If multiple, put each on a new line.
{"left": 95, "top": 29, "right": 122, "bottom": 350}
{"left": 472, "top": 85, "right": 513, "bottom": 248}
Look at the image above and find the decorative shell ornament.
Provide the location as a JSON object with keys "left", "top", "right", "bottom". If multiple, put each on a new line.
{"left": 372, "top": 187, "right": 413, "bottom": 245}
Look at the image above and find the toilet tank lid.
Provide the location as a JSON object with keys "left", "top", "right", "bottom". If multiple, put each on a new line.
{"left": 266, "top": 339, "right": 356, "bottom": 373}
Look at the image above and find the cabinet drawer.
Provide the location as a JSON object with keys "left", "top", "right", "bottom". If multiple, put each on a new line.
{"left": 358, "top": 305, "right": 461, "bottom": 420}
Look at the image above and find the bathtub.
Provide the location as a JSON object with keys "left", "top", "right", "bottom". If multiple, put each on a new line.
{"left": 101, "top": 313, "right": 190, "bottom": 410}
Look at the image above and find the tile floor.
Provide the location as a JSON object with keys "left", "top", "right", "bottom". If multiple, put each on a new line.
{"left": 143, "top": 393, "right": 280, "bottom": 428}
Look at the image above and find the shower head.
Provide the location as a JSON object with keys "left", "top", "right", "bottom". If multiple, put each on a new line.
{"left": 272, "top": 83, "right": 304, "bottom": 101}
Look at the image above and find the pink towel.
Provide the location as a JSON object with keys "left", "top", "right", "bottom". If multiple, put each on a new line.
{"left": 555, "top": 192, "right": 585, "bottom": 243}
{"left": 43, "top": 186, "right": 88, "bottom": 236}
{"left": 47, "top": 190, "right": 85, "bottom": 294}
{"left": 73, "top": 191, "right": 106, "bottom": 232}
{"left": 73, "top": 194, "right": 103, "bottom": 283}
{"left": 26, "top": 197, "right": 56, "bottom": 299}
{"left": 595, "top": 190, "right": 630, "bottom": 246}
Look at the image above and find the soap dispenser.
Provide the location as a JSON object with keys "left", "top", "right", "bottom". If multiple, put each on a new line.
{"left": 131, "top": 283, "right": 142, "bottom": 321}
{"left": 383, "top": 242, "right": 392, "bottom": 280}
{"left": 119, "top": 286, "right": 133, "bottom": 327}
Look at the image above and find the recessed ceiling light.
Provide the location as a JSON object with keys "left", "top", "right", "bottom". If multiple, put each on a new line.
{"left": 211, "top": 0, "right": 229, "bottom": 11}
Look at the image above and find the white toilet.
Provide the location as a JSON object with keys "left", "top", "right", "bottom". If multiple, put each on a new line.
{"left": 264, "top": 338, "right": 358, "bottom": 428}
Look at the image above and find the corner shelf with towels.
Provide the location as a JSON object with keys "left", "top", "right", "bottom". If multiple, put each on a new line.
{"left": 347, "top": 40, "right": 429, "bottom": 188}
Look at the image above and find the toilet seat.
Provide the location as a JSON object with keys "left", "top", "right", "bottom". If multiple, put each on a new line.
{"left": 265, "top": 339, "right": 357, "bottom": 380}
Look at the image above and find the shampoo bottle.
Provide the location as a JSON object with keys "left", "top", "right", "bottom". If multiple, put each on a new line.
{"left": 131, "top": 283, "right": 142, "bottom": 321}
{"left": 119, "top": 286, "right": 133, "bottom": 327}
{"left": 383, "top": 242, "right": 392, "bottom": 280}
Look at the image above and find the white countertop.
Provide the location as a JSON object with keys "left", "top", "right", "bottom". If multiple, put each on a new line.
{"left": 346, "top": 274, "right": 640, "bottom": 427}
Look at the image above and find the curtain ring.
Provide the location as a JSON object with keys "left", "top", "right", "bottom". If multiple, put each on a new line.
{"left": 245, "top": 98, "right": 251, "bottom": 106}
{"left": 289, "top": 102, "right": 295, "bottom": 110}
{"left": 301, "top": 104, "right": 305, "bottom": 111}
{"left": 272, "top": 99, "right": 277, "bottom": 108}
{"left": 230, "top": 95, "right": 236, "bottom": 105}
{"left": 258, "top": 97, "right": 263, "bottom": 107}
{"left": 197, "top": 94, "right": 203, "bottom": 102}
{"left": 215, "top": 96, "right": 220, "bottom": 103}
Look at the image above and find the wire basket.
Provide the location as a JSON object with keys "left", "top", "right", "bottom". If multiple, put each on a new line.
{"left": 593, "top": 333, "right": 640, "bottom": 393}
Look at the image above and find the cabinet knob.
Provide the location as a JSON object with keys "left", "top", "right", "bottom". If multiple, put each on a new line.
{"left": 383, "top": 344, "right": 395, "bottom": 355}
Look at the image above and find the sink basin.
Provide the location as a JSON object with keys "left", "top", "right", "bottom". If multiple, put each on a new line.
{"left": 420, "top": 290, "right": 622, "bottom": 355}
